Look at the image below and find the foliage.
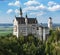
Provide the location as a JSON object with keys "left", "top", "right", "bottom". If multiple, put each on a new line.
{"left": 0, "top": 29, "right": 60, "bottom": 55}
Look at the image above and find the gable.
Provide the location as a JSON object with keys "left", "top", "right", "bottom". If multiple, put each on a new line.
{"left": 15, "top": 17, "right": 38, "bottom": 24}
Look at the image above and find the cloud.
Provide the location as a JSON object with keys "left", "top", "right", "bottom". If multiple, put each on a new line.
{"left": 8, "top": 0, "right": 20, "bottom": 7}
{"left": 23, "top": 4, "right": 46, "bottom": 13}
{"left": 15, "top": 9, "right": 19, "bottom": 14}
{"left": 23, "top": 0, "right": 47, "bottom": 13}
{"left": 30, "top": 11, "right": 46, "bottom": 16}
{"left": 7, "top": 9, "right": 13, "bottom": 14}
{"left": 24, "top": 0, "right": 40, "bottom": 6}
{"left": 48, "top": 5, "right": 60, "bottom": 11}
{"left": 36, "top": 4, "right": 46, "bottom": 10}
{"left": 8, "top": 0, "right": 60, "bottom": 15}
{"left": 23, "top": 6, "right": 37, "bottom": 13}
{"left": 47, "top": 1, "right": 60, "bottom": 11}
{"left": 48, "top": 1, "right": 57, "bottom": 6}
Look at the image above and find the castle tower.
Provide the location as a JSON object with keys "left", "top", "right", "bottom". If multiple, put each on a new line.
{"left": 48, "top": 17, "right": 52, "bottom": 29}
{"left": 20, "top": 7, "right": 23, "bottom": 17}
{"left": 25, "top": 14, "right": 28, "bottom": 25}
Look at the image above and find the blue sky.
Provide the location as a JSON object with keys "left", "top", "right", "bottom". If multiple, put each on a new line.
{"left": 0, "top": 0, "right": 60, "bottom": 23}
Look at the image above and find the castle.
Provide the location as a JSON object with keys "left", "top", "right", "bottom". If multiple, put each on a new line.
{"left": 13, "top": 8, "right": 52, "bottom": 40}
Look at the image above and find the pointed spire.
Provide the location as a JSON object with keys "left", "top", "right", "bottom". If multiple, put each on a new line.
{"left": 26, "top": 13, "right": 28, "bottom": 18}
{"left": 20, "top": 7, "right": 23, "bottom": 17}
{"left": 49, "top": 17, "right": 52, "bottom": 19}
{"left": 15, "top": 15, "right": 16, "bottom": 18}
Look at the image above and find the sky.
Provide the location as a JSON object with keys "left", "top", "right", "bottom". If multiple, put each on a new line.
{"left": 0, "top": 0, "right": 60, "bottom": 24}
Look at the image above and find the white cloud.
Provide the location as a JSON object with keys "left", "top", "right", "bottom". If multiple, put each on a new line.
{"left": 48, "top": 1, "right": 57, "bottom": 6}
{"left": 23, "top": 4, "right": 46, "bottom": 13}
{"left": 15, "top": 9, "right": 19, "bottom": 14}
{"left": 7, "top": 9, "right": 13, "bottom": 14}
{"left": 36, "top": 4, "right": 46, "bottom": 10}
{"left": 8, "top": 0, "right": 20, "bottom": 7}
{"left": 30, "top": 11, "right": 46, "bottom": 16}
{"left": 23, "top": 0, "right": 47, "bottom": 13}
{"left": 24, "top": 0, "right": 40, "bottom": 6}
{"left": 8, "top": 2, "right": 14, "bottom": 6}
{"left": 15, "top": 0, "right": 20, "bottom": 7}
{"left": 8, "top": 0, "right": 60, "bottom": 15}
{"left": 23, "top": 6, "right": 37, "bottom": 13}
{"left": 47, "top": 1, "right": 60, "bottom": 11}
{"left": 48, "top": 5, "right": 60, "bottom": 11}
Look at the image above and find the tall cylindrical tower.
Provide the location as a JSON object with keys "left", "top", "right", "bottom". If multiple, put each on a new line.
{"left": 48, "top": 17, "right": 52, "bottom": 29}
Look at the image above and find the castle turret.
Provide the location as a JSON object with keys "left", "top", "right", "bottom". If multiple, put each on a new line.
{"left": 48, "top": 17, "right": 52, "bottom": 29}
{"left": 25, "top": 14, "right": 28, "bottom": 25}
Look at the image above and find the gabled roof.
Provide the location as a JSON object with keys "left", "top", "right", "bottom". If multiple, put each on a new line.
{"left": 27, "top": 18, "right": 37, "bottom": 24}
{"left": 16, "top": 17, "right": 38, "bottom": 24}
{"left": 16, "top": 17, "right": 25, "bottom": 24}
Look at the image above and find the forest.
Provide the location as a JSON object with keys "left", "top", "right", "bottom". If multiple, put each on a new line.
{"left": 0, "top": 29, "right": 60, "bottom": 55}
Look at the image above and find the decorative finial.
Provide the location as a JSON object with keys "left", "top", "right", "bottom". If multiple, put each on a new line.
{"left": 26, "top": 13, "right": 28, "bottom": 18}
